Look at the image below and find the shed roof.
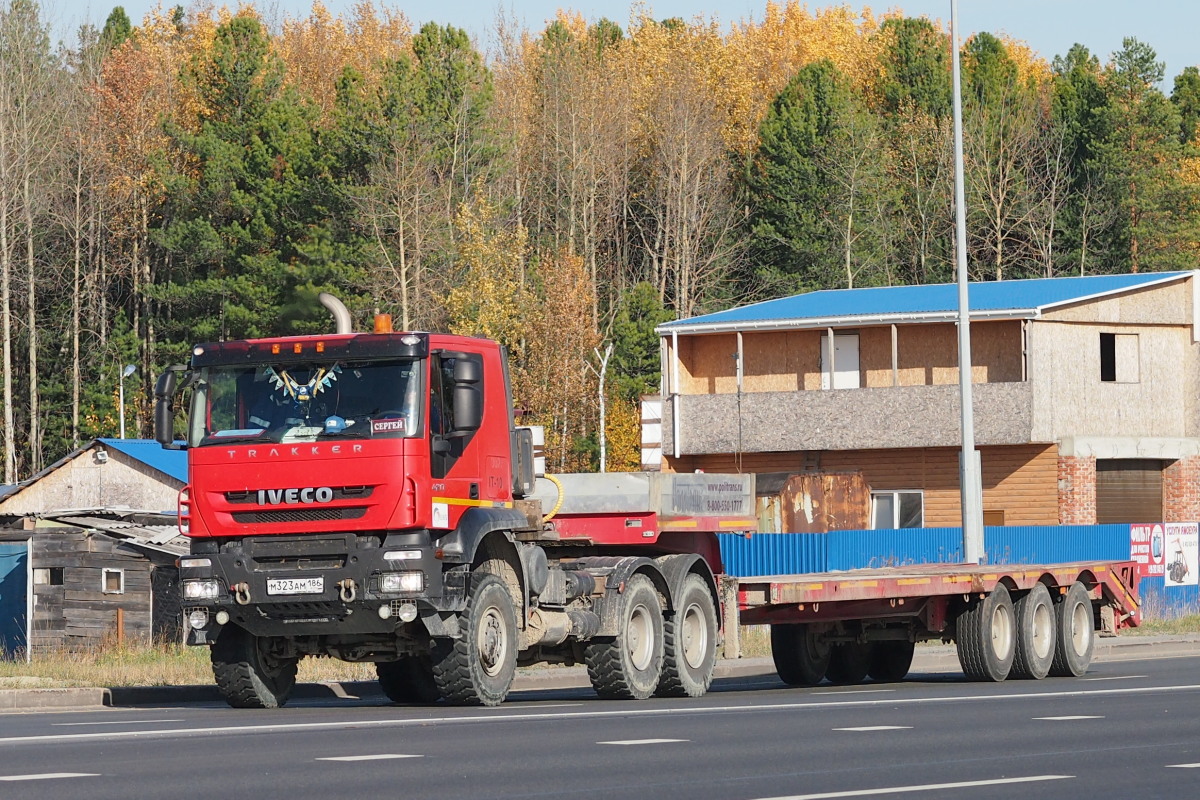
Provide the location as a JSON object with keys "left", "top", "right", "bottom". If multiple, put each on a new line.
{"left": 99, "top": 438, "right": 188, "bottom": 483}
{"left": 657, "top": 271, "right": 1195, "bottom": 334}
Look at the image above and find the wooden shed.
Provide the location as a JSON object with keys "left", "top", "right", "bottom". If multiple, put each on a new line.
{"left": 0, "top": 440, "right": 188, "bottom": 658}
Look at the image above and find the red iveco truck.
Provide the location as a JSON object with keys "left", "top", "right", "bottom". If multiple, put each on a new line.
{"left": 154, "top": 294, "right": 1141, "bottom": 709}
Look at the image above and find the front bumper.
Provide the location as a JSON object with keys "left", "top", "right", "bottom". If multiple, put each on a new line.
{"left": 180, "top": 531, "right": 464, "bottom": 640}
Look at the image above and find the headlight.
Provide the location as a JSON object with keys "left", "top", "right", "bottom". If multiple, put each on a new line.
{"left": 380, "top": 572, "right": 424, "bottom": 593}
{"left": 383, "top": 549, "right": 422, "bottom": 561}
{"left": 188, "top": 609, "right": 209, "bottom": 629}
{"left": 182, "top": 579, "right": 220, "bottom": 600}
{"left": 179, "top": 557, "right": 211, "bottom": 569}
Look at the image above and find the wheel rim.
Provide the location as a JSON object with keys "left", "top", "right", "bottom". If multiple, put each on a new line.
{"left": 1031, "top": 602, "right": 1054, "bottom": 660}
{"left": 627, "top": 602, "right": 655, "bottom": 671}
{"left": 990, "top": 602, "right": 1013, "bottom": 660}
{"left": 477, "top": 604, "right": 508, "bottom": 677}
{"left": 680, "top": 601, "right": 708, "bottom": 670}
{"left": 1070, "top": 600, "right": 1092, "bottom": 656}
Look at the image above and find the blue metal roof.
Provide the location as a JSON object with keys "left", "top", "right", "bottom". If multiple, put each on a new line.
{"left": 660, "top": 272, "right": 1194, "bottom": 332}
{"left": 99, "top": 438, "right": 188, "bottom": 483}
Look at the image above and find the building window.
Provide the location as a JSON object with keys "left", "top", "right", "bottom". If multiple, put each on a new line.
{"left": 102, "top": 568, "right": 124, "bottom": 594}
{"left": 1100, "top": 333, "right": 1139, "bottom": 383}
{"left": 33, "top": 567, "right": 64, "bottom": 586}
{"left": 872, "top": 490, "right": 923, "bottom": 529}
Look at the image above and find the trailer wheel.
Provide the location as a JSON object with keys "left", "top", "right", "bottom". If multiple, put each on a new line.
{"left": 656, "top": 574, "right": 718, "bottom": 698}
{"left": 210, "top": 625, "right": 298, "bottom": 709}
{"left": 825, "top": 642, "right": 872, "bottom": 685}
{"left": 1011, "top": 583, "right": 1056, "bottom": 680}
{"left": 770, "top": 624, "right": 830, "bottom": 686}
{"left": 585, "top": 574, "right": 664, "bottom": 700}
{"left": 955, "top": 584, "right": 1015, "bottom": 682}
{"left": 867, "top": 640, "right": 915, "bottom": 683}
{"left": 432, "top": 573, "right": 518, "bottom": 706}
{"left": 1049, "top": 582, "right": 1094, "bottom": 677}
{"left": 376, "top": 654, "right": 440, "bottom": 704}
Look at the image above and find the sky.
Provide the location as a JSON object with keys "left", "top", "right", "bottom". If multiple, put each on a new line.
{"left": 58, "top": 0, "right": 1199, "bottom": 87}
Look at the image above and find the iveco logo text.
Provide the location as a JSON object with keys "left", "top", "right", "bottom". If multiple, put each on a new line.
{"left": 257, "top": 487, "right": 335, "bottom": 505}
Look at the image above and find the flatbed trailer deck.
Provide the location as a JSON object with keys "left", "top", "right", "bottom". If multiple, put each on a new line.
{"left": 721, "top": 560, "right": 1141, "bottom": 684}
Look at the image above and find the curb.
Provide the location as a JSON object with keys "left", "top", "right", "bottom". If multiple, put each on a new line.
{"left": 2, "top": 633, "right": 1197, "bottom": 713}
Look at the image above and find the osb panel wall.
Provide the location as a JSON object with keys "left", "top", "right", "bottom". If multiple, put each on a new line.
{"left": 676, "top": 320, "right": 1024, "bottom": 396}
{"left": 0, "top": 449, "right": 182, "bottom": 516}
{"left": 893, "top": 322, "right": 1022, "bottom": 386}
{"left": 1028, "top": 321, "right": 1195, "bottom": 442}
{"left": 670, "top": 443, "right": 1059, "bottom": 526}
{"left": 1041, "top": 278, "right": 1193, "bottom": 326}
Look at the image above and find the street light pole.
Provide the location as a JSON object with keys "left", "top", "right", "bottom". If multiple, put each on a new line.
{"left": 119, "top": 364, "right": 137, "bottom": 439}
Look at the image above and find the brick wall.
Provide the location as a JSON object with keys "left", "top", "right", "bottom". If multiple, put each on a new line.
{"left": 1058, "top": 455, "right": 1096, "bottom": 524}
{"left": 1163, "top": 457, "right": 1200, "bottom": 522}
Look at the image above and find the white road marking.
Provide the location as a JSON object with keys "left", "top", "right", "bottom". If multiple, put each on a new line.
{"left": 816, "top": 689, "right": 895, "bottom": 696}
{"left": 750, "top": 774, "right": 1073, "bottom": 799}
{"left": 598, "top": 738, "right": 688, "bottom": 745}
{"left": 54, "top": 719, "right": 184, "bottom": 726}
{"left": 317, "top": 754, "right": 422, "bottom": 761}
{"left": 1167, "top": 763, "right": 1200, "bottom": 768}
{"left": 2, "top": 683, "right": 1199, "bottom": 746}
{"left": 0, "top": 773, "right": 99, "bottom": 782}
{"left": 1080, "top": 676, "right": 1146, "bottom": 682}
{"left": 1034, "top": 716, "right": 1104, "bottom": 721}
{"left": 834, "top": 726, "right": 911, "bottom": 732}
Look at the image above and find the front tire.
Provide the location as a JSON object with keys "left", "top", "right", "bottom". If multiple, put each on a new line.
{"left": 770, "top": 624, "right": 830, "bottom": 686}
{"left": 211, "top": 625, "right": 298, "bottom": 709}
{"left": 955, "top": 584, "right": 1016, "bottom": 682}
{"left": 432, "top": 573, "right": 518, "bottom": 706}
{"left": 656, "top": 574, "right": 718, "bottom": 698}
{"left": 586, "top": 574, "right": 664, "bottom": 700}
{"left": 1049, "top": 582, "right": 1095, "bottom": 677}
{"left": 1011, "top": 584, "right": 1056, "bottom": 679}
{"left": 376, "top": 654, "right": 440, "bottom": 704}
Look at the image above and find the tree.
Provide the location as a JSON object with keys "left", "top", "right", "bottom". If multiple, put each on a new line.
{"left": 609, "top": 281, "right": 672, "bottom": 402}
{"left": 962, "top": 32, "right": 1042, "bottom": 280}
{"left": 153, "top": 14, "right": 362, "bottom": 351}
{"left": 1171, "top": 66, "right": 1200, "bottom": 145}
{"left": 1097, "top": 38, "right": 1193, "bottom": 272}
{"left": 876, "top": 17, "right": 952, "bottom": 120}
{"left": 746, "top": 60, "right": 870, "bottom": 291}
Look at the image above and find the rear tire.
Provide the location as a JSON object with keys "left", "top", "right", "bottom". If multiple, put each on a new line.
{"left": 867, "top": 640, "right": 915, "bottom": 682}
{"left": 770, "top": 624, "right": 830, "bottom": 686}
{"left": 376, "top": 654, "right": 440, "bottom": 704}
{"left": 1049, "top": 582, "right": 1095, "bottom": 677}
{"left": 825, "top": 642, "right": 872, "bottom": 685}
{"left": 656, "top": 574, "right": 718, "bottom": 698}
{"left": 211, "top": 625, "right": 298, "bottom": 709}
{"left": 1011, "top": 584, "right": 1056, "bottom": 680}
{"left": 432, "top": 573, "right": 518, "bottom": 706}
{"left": 586, "top": 574, "right": 664, "bottom": 700}
{"left": 955, "top": 584, "right": 1015, "bottom": 682}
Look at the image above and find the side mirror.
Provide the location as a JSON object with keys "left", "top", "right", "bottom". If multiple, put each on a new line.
{"left": 453, "top": 385, "right": 482, "bottom": 431}
{"left": 153, "top": 366, "right": 187, "bottom": 448}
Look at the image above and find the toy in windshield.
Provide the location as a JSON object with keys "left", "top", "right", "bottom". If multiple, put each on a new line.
{"left": 249, "top": 365, "right": 348, "bottom": 433}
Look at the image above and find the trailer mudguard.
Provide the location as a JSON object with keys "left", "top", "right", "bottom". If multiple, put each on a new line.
{"left": 655, "top": 553, "right": 719, "bottom": 614}
{"left": 576, "top": 555, "right": 670, "bottom": 637}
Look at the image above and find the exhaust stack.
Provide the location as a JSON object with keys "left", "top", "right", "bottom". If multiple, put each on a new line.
{"left": 318, "top": 292, "right": 353, "bottom": 335}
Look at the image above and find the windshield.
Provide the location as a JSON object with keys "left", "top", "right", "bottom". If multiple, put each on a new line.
{"left": 188, "top": 359, "right": 423, "bottom": 447}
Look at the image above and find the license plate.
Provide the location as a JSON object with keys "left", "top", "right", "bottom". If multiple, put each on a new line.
{"left": 267, "top": 577, "right": 324, "bottom": 596}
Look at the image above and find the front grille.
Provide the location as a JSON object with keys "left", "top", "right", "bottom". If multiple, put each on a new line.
{"left": 232, "top": 507, "right": 367, "bottom": 524}
{"left": 225, "top": 486, "right": 374, "bottom": 504}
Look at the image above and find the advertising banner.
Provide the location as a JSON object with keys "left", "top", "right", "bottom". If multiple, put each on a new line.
{"left": 1130, "top": 523, "right": 1165, "bottom": 578}
{"left": 1163, "top": 522, "right": 1199, "bottom": 588}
